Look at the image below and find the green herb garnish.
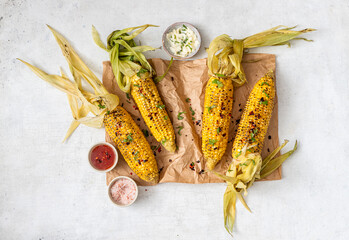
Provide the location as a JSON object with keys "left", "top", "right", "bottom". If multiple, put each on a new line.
{"left": 137, "top": 68, "right": 148, "bottom": 77}
{"left": 142, "top": 129, "right": 149, "bottom": 137}
{"left": 209, "top": 139, "right": 218, "bottom": 145}
{"left": 216, "top": 73, "right": 226, "bottom": 78}
{"left": 212, "top": 79, "right": 224, "bottom": 88}
{"left": 98, "top": 104, "right": 106, "bottom": 109}
{"left": 185, "top": 97, "right": 191, "bottom": 103}
{"left": 177, "top": 125, "right": 184, "bottom": 136}
{"left": 261, "top": 81, "right": 270, "bottom": 86}
{"left": 177, "top": 111, "right": 186, "bottom": 120}
{"left": 189, "top": 107, "right": 195, "bottom": 116}
{"left": 263, "top": 90, "right": 269, "bottom": 98}
{"left": 161, "top": 137, "right": 167, "bottom": 144}
{"left": 260, "top": 100, "right": 268, "bottom": 105}
{"left": 133, "top": 151, "right": 139, "bottom": 160}
{"left": 151, "top": 145, "right": 157, "bottom": 150}
{"left": 156, "top": 104, "right": 165, "bottom": 109}
{"left": 164, "top": 116, "right": 168, "bottom": 120}
{"left": 206, "top": 105, "right": 217, "bottom": 113}
{"left": 217, "top": 127, "right": 221, "bottom": 134}
{"left": 235, "top": 150, "right": 242, "bottom": 158}
{"left": 133, "top": 84, "right": 140, "bottom": 88}
{"left": 123, "top": 133, "right": 133, "bottom": 143}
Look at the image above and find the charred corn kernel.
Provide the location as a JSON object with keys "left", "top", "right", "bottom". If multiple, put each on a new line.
{"left": 130, "top": 75, "right": 176, "bottom": 152}
{"left": 232, "top": 72, "right": 275, "bottom": 157}
{"left": 104, "top": 106, "right": 159, "bottom": 184}
{"left": 202, "top": 77, "right": 234, "bottom": 170}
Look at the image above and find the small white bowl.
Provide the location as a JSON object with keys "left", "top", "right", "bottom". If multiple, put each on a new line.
{"left": 88, "top": 142, "right": 118, "bottom": 172}
{"left": 108, "top": 176, "right": 139, "bottom": 207}
{"left": 162, "top": 22, "right": 201, "bottom": 60}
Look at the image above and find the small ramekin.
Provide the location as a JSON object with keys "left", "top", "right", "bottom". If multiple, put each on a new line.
{"left": 88, "top": 142, "right": 118, "bottom": 173}
{"left": 108, "top": 176, "right": 139, "bottom": 207}
{"left": 162, "top": 22, "right": 201, "bottom": 60}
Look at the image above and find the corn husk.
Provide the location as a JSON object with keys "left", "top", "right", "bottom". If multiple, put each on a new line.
{"left": 207, "top": 26, "right": 315, "bottom": 87}
{"left": 213, "top": 140, "right": 297, "bottom": 235}
{"left": 18, "top": 26, "right": 120, "bottom": 141}
{"left": 92, "top": 25, "right": 158, "bottom": 92}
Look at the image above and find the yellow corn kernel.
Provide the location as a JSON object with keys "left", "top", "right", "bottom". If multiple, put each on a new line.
{"left": 130, "top": 75, "right": 176, "bottom": 152}
{"left": 104, "top": 106, "right": 159, "bottom": 183}
{"left": 202, "top": 77, "right": 234, "bottom": 170}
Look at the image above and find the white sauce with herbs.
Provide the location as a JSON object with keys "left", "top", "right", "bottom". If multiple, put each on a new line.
{"left": 166, "top": 25, "right": 199, "bottom": 57}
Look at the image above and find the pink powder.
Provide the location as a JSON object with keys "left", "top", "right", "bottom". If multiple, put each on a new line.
{"left": 110, "top": 178, "right": 137, "bottom": 205}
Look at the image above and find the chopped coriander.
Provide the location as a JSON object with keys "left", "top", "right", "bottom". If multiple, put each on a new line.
{"left": 129, "top": 55, "right": 134, "bottom": 62}
{"left": 106, "top": 110, "right": 110, "bottom": 114}
{"left": 263, "top": 90, "right": 269, "bottom": 98}
{"left": 177, "top": 125, "right": 184, "bottom": 136}
{"left": 206, "top": 105, "right": 217, "bottom": 113}
{"left": 177, "top": 111, "right": 186, "bottom": 120}
{"left": 216, "top": 73, "right": 226, "bottom": 78}
{"left": 133, "top": 84, "right": 140, "bottom": 88}
{"left": 142, "top": 129, "right": 149, "bottom": 137}
{"left": 161, "top": 137, "right": 167, "bottom": 144}
{"left": 133, "top": 151, "right": 139, "bottom": 160}
{"left": 261, "top": 81, "right": 270, "bottom": 86}
{"left": 260, "top": 100, "right": 268, "bottom": 105}
{"left": 98, "top": 104, "right": 106, "bottom": 109}
{"left": 189, "top": 107, "right": 195, "bottom": 116}
{"left": 137, "top": 68, "right": 148, "bottom": 77}
{"left": 126, "top": 93, "right": 131, "bottom": 100}
{"left": 235, "top": 150, "right": 242, "bottom": 158}
{"left": 212, "top": 79, "right": 223, "bottom": 88}
{"left": 140, "top": 93, "right": 145, "bottom": 98}
{"left": 216, "top": 127, "right": 221, "bottom": 134}
{"left": 192, "top": 117, "right": 195, "bottom": 121}
{"left": 151, "top": 145, "right": 157, "bottom": 150}
{"left": 123, "top": 133, "right": 133, "bottom": 143}
{"left": 185, "top": 97, "right": 191, "bottom": 103}
{"left": 182, "top": 24, "right": 187, "bottom": 29}
{"left": 209, "top": 139, "right": 218, "bottom": 145}
{"left": 156, "top": 104, "right": 165, "bottom": 109}
{"left": 164, "top": 116, "right": 168, "bottom": 120}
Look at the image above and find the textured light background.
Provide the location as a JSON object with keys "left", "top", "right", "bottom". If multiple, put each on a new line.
{"left": 0, "top": 0, "right": 348, "bottom": 239}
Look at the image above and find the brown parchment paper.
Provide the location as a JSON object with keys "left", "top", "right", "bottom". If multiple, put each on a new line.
{"left": 103, "top": 53, "right": 281, "bottom": 186}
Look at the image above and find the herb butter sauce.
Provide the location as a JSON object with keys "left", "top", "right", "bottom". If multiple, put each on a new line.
{"left": 166, "top": 24, "right": 199, "bottom": 57}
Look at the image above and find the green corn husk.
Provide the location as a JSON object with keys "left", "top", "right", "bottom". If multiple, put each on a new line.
{"left": 19, "top": 26, "right": 120, "bottom": 141}
{"left": 92, "top": 25, "right": 159, "bottom": 92}
{"left": 207, "top": 25, "right": 316, "bottom": 86}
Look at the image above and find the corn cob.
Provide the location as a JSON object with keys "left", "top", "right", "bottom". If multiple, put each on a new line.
{"left": 104, "top": 106, "right": 159, "bottom": 183}
{"left": 213, "top": 72, "right": 297, "bottom": 235}
{"left": 131, "top": 75, "right": 176, "bottom": 152}
{"left": 92, "top": 25, "right": 176, "bottom": 152}
{"left": 19, "top": 26, "right": 160, "bottom": 183}
{"left": 203, "top": 26, "right": 314, "bottom": 170}
{"left": 202, "top": 77, "right": 234, "bottom": 170}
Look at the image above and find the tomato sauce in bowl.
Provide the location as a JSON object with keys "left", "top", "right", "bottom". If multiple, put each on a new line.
{"left": 88, "top": 142, "right": 118, "bottom": 172}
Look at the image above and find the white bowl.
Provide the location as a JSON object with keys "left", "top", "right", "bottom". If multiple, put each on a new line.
{"left": 162, "top": 22, "right": 201, "bottom": 60}
{"left": 108, "top": 176, "right": 139, "bottom": 207}
{"left": 88, "top": 142, "right": 118, "bottom": 173}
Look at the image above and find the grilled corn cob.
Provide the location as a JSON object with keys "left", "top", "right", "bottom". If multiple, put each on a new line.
{"left": 92, "top": 25, "right": 176, "bottom": 152}
{"left": 202, "top": 77, "right": 234, "bottom": 170}
{"left": 131, "top": 75, "right": 175, "bottom": 152}
{"left": 19, "top": 26, "right": 159, "bottom": 183}
{"left": 104, "top": 106, "right": 159, "bottom": 183}
{"left": 203, "top": 26, "right": 314, "bottom": 170}
{"left": 213, "top": 72, "right": 297, "bottom": 235}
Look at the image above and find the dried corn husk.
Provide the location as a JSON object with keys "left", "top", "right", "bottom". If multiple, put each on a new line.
{"left": 19, "top": 26, "right": 120, "bottom": 141}
{"left": 207, "top": 26, "right": 315, "bottom": 87}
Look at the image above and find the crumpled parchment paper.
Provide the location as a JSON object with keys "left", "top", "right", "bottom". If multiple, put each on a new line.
{"left": 103, "top": 53, "right": 281, "bottom": 186}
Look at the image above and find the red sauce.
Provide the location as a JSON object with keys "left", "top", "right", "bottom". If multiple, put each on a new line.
{"left": 90, "top": 145, "right": 116, "bottom": 170}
